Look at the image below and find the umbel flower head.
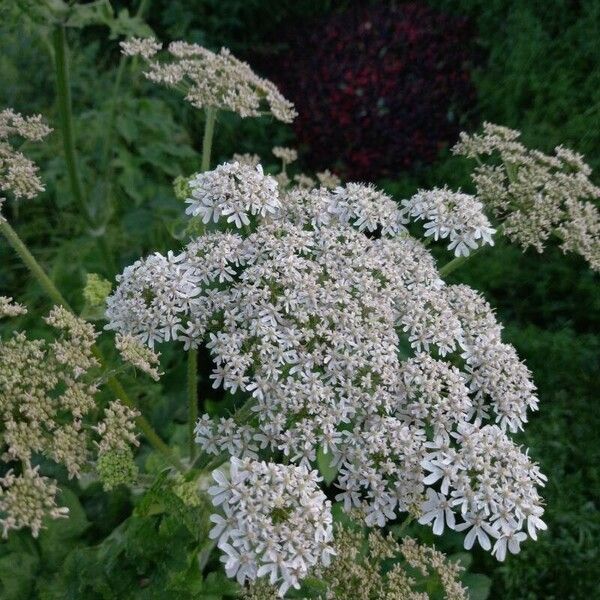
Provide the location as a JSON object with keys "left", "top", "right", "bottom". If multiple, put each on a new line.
{"left": 454, "top": 122, "right": 600, "bottom": 270}
{"left": 0, "top": 306, "right": 139, "bottom": 537}
{"left": 107, "top": 160, "right": 547, "bottom": 588}
{"left": 208, "top": 458, "right": 334, "bottom": 597}
{"left": 120, "top": 38, "right": 297, "bottom": 122}
{"left": 0, "top": 108, "right": 51, "bottom": 212}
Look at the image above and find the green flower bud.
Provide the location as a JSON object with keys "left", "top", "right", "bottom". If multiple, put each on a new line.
{"left": 83, "top": 273, "right": 112, "bottom": 307}
{"left": 173, "top": 175, "right": 192, "bottom": 202}
{"left": 96, "top": 448, "right": 138, "bottom": 491}
{"left": 173, "top": 475, "right": 203, "bottom": 507}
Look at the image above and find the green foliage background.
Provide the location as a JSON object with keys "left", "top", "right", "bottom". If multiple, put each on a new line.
{"left": 0, "top": 1, "right": 598, "bottom": 598}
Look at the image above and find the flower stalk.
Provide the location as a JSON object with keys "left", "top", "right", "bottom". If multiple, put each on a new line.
{"left": 52, "top": 26, "right": 115, "bottom": 272}
{"left": 187, "top": 106, "right": 218, "bottom": 459}
{"left": 187, "top": 347, "right": 198, "bottom": 460}
{"left": 52, "top": 27, "right": 89, "bottom": 226}
{"left": 201, "top": 107, "right": 217, "bottom": 172}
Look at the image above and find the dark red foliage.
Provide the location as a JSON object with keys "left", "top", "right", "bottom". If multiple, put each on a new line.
{"left": 262, "top": 2, "right": 477, "bottom": 181}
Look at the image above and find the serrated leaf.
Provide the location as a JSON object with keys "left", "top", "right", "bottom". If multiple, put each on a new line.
{"left": 65, "top": 0, "right": 113, "bottom": 29}
{"left": 108, "top": 8, "right": 154, "bottom": 39}
{"left": 202, "top": 571, "right": 240, "bottom": 595}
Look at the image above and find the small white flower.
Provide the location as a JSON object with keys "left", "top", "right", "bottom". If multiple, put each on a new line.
{"left": 492, "top": 531, "right": 527, "bottom": 561}
{"left": 208, "top": 458, "right": 334, "bottom": 596}
{"left": 418, "top": 489, "right": 456, "bottom": 535}
{"left": 402, "top": 188, "right": 495, "bottom": 256}
{"left": 455, "top": 512, "right": 500, "bottom": 550}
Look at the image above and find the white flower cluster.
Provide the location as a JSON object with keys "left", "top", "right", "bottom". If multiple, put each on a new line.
{"left": 0, "top": 464, "right": 68, "bottom": 538}
{"left": 329, "top": 183, "right": 407, "bottom": 235}
{"left": 120, "top": 38, "right": 296, "bottom": 122}
{"left": 208, "top": 458, "right": 334, "bottom": 597}
{"left": 0, "top": 296, "right": 27, "bottom": 318}
{"left": 272, "top": 146, "right": 297, "bottom": 165}
{"left": 0, "top": 307, "right": 140, "bottom": 537}
{"left": 419, "top": 423, "right": 546, "bottom": 560}
{"left": 106, "top": 161, "right": 546, "bottom": 581}
{"left": 401, "top": 187, "right": 496, "bottom": 256}
{"left": 186, "top": 162, "right": 280, "bottom": 228}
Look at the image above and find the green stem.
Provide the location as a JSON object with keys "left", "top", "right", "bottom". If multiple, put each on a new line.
{"left": 201, "top": 107, "right": 217, "bottom": 172}
{"left": 0, "top": 219, "right": 68, "bottom": 307}
{"left": 52, "top": 27, "right": 89, "bottom": 226}
{"left": 0, "top": 219, "right": 182, "bottom": 472}
{"left": 187, "top": 348, "right": 198, "bottom": 460}
{"left": 396, "top": 515, "right": 414, "bottom": 537}
{"left": 52, "top": 27, "right": 116, "bottom": 273}
{"left": 101, "top": 366, "right": 184, "bottom": 472}
{"left": 100, "top": 0, "right": 151, "bottom": 187}
{"left": 186, "top": 108, "right": 218, "bottom": 459}
{"left": 439, "top": 251, "right": 479, "bottom": 277}
{"left": 439, "top": 224, "right": 503, "bottom": 277}
{"left": 100, "top": 58, "right": 126, "bottom": 178}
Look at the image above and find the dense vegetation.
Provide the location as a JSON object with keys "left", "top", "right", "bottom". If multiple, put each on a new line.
{"left": 0, "top": 1, "right": 598, "bottom": 598}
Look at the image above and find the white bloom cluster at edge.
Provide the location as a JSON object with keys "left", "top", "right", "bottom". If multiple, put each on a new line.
{"left": 208, "top": 458, "right": 334, "bottom": 596}
{"left": 402, "top": 187, "right": 495, "bottom": 256}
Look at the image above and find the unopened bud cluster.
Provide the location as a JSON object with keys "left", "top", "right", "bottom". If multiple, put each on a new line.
{"left": 120, "top": 38, "right": 296, "bottom": 123}
{"left": 0, "top": 108, "right": 51, "bottom": 212}
{"left": 454, "top": 122, "right": 600, "bottom": 269}
{"left": 0, "top": 306, "right": 139, "bottom": 537}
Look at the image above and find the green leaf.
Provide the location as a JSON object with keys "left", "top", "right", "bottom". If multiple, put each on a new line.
{"left": 317, "top": 445, "right": 338, "bottom": 485}
{"left": 65, "top": 0, "right": 114, "bottom": 29}
{"left": 37, "top": 488, "right": 90, "bottom": 571}
{"left": 108, "top": 8, "right": 154, "bottom": 39}
{"left": 448, "top": 551, "right": 473, "bottom": 570}
{"left": 202, "top": 571, "right": 240, "bottom": 596}
{"left": 463, "top": 573, "right": 492, "bottom": 600}
{"left": 0, "top": 552, "right": 38, "bottom": 600}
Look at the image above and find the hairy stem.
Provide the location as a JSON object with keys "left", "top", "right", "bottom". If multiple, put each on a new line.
{"left": 187, "top": 107, "right": 218, "bottom": 459}
{"left": 439, "top": 224, "right": 504, "bottom": 276}
{"left": 396, "top": 515, "right": 414, "bottom": 537}
{"left": 438, "top": 252, "right": 478, "bottom": 277}
{"left": 0, "top": 219, "right": 182, "bottom": 471}
{"left": 101, "top": 366, "right": 183, "bottom": 471}
{"left": 100, "top": 0, "right": 151, "bottom": 202}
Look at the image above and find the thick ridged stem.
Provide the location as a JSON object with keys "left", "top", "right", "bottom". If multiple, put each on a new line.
{"left": 0, "top": 219, "right": 68, "bottom": 307}
{"left": 439, "top": 252, "right": 476, "bottom": 277}
{"left": 201, "top": 107, "right": 217, "bottom": 172}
